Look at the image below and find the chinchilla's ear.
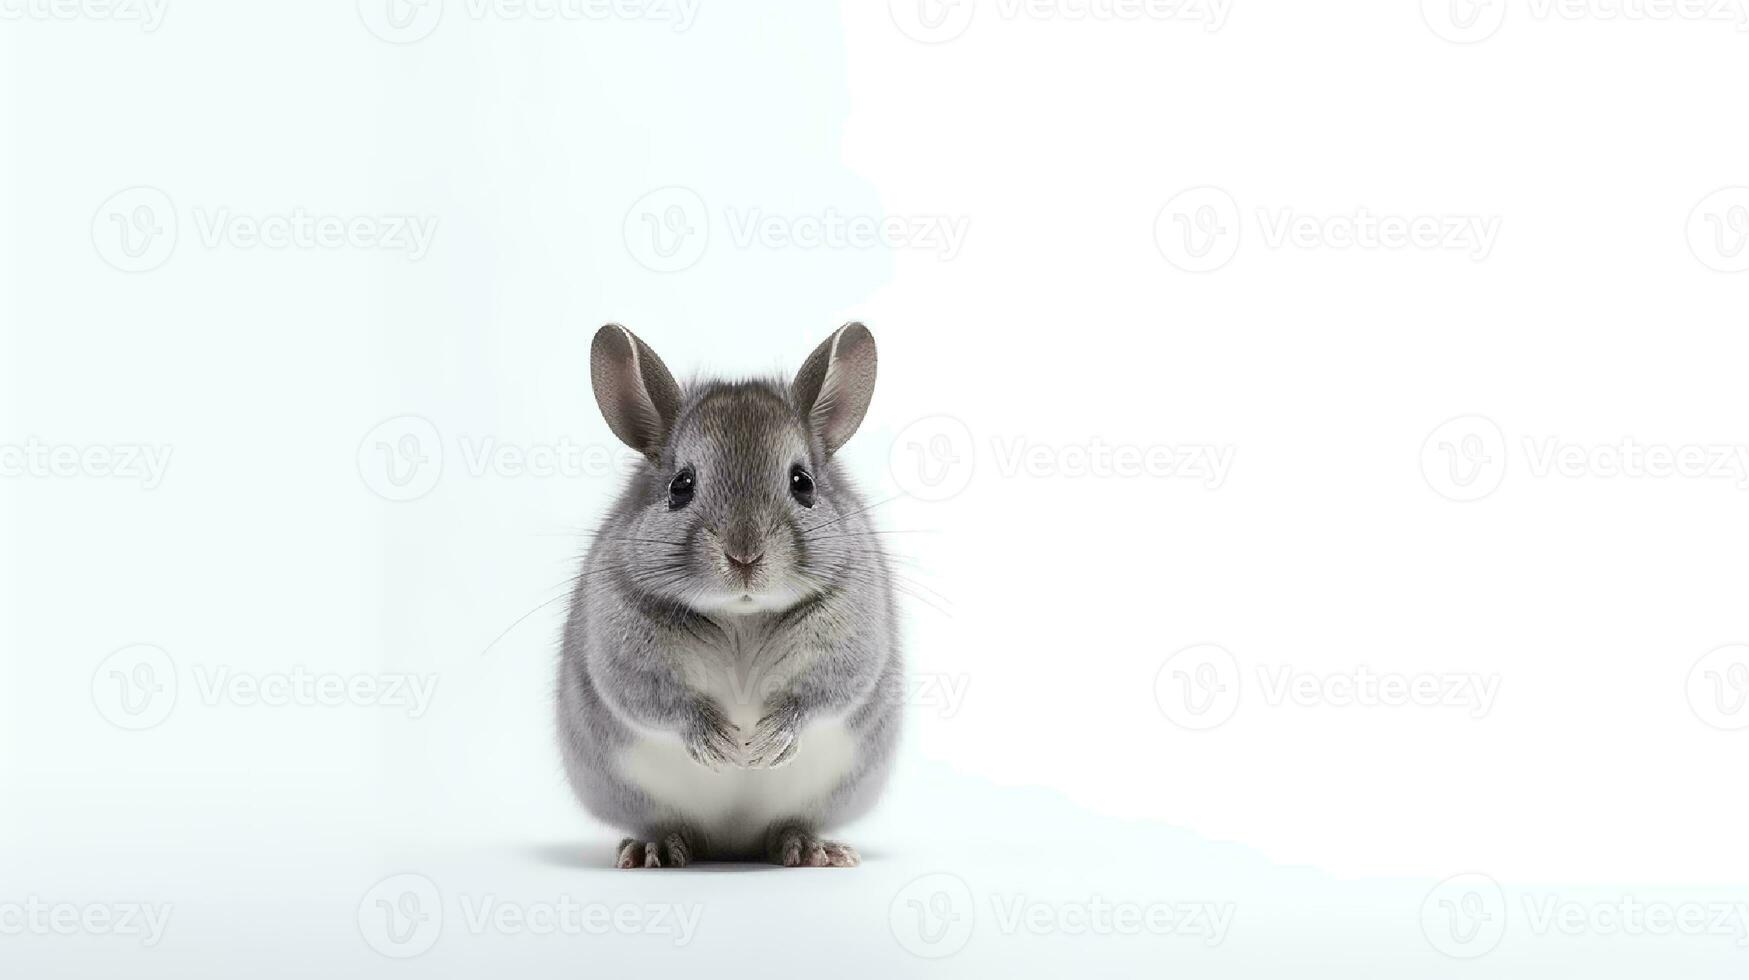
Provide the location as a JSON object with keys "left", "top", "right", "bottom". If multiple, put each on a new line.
{"left": 590, "top": 323, "right": 682, "bottom": 460}
{"left": 792, "top": 322, "right": 877, "bottom": 455}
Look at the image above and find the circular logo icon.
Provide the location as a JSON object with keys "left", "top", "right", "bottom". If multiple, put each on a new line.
{"left": 623, "top": 186, "right": 709, "bottom": 273}
{"left": 888, "top": 415, "right": 976, "bottom": 502}
{"left": 1421, "top": 0, "right": 1507, "bottom": 44}
{"left": 1154, "top": 643, "right": 1241, "bottom": 730}
{"left": 1420, "top": 415, "right": 1507, "bottom": 502}
{"left": 1686, "top": 644, "right": 1749, "bottom": 731}
{"left": 357, "top": 415, "right": 443, "bottom": 502}
{"left": 1154, "top": 186, "right": 1241, "bottom": 273}
{"left": 888, "top": 0, "right": 975, "bottom": 43}
{"left": 1420, "top": 872, "right": 1506, "bottom": 958}
{"left": 1685, "top": 188, "right": 1749, "bottom": 274}
{"left": 92, "top": 187, "right": 178, "bottom": 273}
{"left": 91, "top": 644, "right": 178, "bottom": 731}
{"left": 358, "top": 873, "right": 443, "bottom": 958}
{"left": 358, "top": 0, "right": 443, "bottom": 43}
{"left": 889, "top": 872, "right": 974, "bottom": 958}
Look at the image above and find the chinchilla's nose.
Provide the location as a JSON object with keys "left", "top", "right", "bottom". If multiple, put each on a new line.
{"left": 722, "top": 516, "right": 769, "bottom": 582}
{"left": 723, "top": 519, "right": 762, "bottom": 559}
{"left": 724, "top": 548, "right": 765, "bottom": 580}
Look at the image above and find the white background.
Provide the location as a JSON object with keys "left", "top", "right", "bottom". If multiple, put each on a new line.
{"left": 4, "top": 0, "right": 1749, "bottom": 975}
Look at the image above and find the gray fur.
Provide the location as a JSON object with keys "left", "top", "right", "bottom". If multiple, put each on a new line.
{"left": 556, "top": 323, "right": 901, "bottom": 864}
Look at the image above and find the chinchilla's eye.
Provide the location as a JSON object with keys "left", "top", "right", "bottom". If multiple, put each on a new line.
{"left": 789, "top": 464, "right": 816, "bottom": 508}
{"left": 668, "top": 467, "right": 696, "bottom": 510}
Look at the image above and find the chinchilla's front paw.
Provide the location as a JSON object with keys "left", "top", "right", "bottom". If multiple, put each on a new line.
{"left": 744, "top": 699, "right": 803, "bottom": 769}
{"left": 682, "top": 699, "right": 741, "bottom": 771}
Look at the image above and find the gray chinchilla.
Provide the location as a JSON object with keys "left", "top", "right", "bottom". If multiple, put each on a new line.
{"left": 556, "top": 322, "right": 901, "bottom": 868}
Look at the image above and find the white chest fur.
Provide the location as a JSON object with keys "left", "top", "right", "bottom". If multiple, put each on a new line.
{"left": 617, "top": 720, "right": 855, "bottom": 852}
{"left": 613, "top": 620, "right": 857, "bottom": 852}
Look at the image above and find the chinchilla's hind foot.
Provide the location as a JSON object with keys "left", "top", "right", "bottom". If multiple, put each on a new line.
{"left": 615, "top": 830, "right": 694, "bottom": 869}
{"left": 767, "top": 825, "right": 860, "bottom": 868}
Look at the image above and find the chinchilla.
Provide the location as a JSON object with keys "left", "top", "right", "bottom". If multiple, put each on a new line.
{"left": 556, "top": 322, "right": 901, "bottom": 868}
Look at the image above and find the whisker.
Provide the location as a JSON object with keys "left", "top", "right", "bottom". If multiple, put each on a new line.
{"left": 802, "top": 529, "right": 942, "bottom": 542}
{"left": 800, "top": 493, "right": 902, "bottom": 536}
{"left": 478, "top": 590, "right": 575, "bottom": 657}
